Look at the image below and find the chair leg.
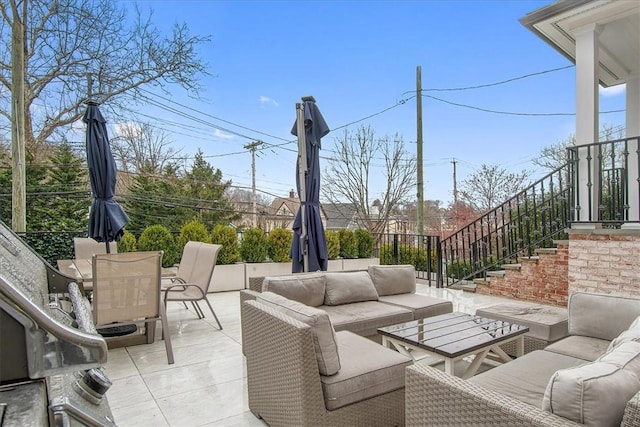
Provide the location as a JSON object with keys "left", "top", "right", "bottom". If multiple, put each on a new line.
{"left": 159, "top": 304, "right": 174, "bottom": 365}
{"left": 203, "top": 297, "right": 222, "bottom": 330}
{"left": 191, "top": 301, "right": 204, "bottom": 319}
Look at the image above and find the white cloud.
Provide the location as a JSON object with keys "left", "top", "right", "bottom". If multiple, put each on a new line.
{"left": 600, "top": 84, "right": 626, "bottom": 97}
{"left": 259, "top": 96, "right": 279, "bottom": 107}
{"left": 213, "top": 129, "right": 234, "bottom": 139}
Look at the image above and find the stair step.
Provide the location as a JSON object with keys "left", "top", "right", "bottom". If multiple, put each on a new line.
{"left": 450, "top": 281, "right": 476, "bottom": 292}
{"left": 486, "top": 270, "right": 505, "bottom": 278}
{"left": 536, "top": 248, "right": 558, "bottom": 255}
{"left": 521, "top": 256, "right": 540, "bottom": 261}
{"left": 502, "top": 264, "right": 521, "bottom": 271}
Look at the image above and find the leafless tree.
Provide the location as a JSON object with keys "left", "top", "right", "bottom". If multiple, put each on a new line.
{"left": 322, "top": 125, "right": 417, "bottom": 236}
{"left": 0, "top": 0, "right": 209, "bottom": 160}
{"left": 459, "top": 164, "right": 531, "bottom": 213}
{"left": 111, "top": 122, "right": 183, "bottom": 174}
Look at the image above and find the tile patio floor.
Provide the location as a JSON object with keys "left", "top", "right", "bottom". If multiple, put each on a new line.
{"left": 104, "top": 282, "right": 520, "bottom": 427}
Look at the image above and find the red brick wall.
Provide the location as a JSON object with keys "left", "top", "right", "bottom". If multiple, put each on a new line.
{"left": 475, "top": 243, "right": 569, "bottom": 307}
{"left": 568, "top": 230, "right": 640, "bottom": 297}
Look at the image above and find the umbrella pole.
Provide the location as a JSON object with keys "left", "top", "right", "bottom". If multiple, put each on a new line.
{"left": 295, "top": 103, "right": 309, "bottom": 272}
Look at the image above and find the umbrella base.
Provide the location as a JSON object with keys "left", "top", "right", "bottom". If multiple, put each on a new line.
{"left": 97, "top": 324, "right": 137, "bottom": 337}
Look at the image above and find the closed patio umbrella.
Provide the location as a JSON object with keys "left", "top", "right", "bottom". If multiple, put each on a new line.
{"left": 290, "top": 96, "right": 329, "bottom": 272}
{"left": 83, "top": 102, "right": 129, "bottom": 251}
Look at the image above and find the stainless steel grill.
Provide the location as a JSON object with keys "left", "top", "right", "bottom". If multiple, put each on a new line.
{"left": 0, "top": 220, "right": 115, "bottom": 427}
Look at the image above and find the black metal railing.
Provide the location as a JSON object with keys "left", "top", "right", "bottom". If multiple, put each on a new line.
{"left": 568, "top": 136, "right": 640, "bottom": 225}
{"left": 440, "top": 164, "right": 571, "bottom": 286}
{"left": 375, "top": 233, "right": 443, "bottom": 287}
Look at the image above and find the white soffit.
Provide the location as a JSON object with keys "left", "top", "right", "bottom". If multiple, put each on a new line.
{"left": 521, "top": 0, "right": 640, "bottom": 87}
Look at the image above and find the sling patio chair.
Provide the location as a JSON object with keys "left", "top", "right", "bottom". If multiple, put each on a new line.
{"left": 92, "top": 251, "right": 174, "bottom": 364}
{"left": 162, "top": 241, "right": 223, "bottom": 330}
{"left": 74, "top": 237, "right": 117, "bottom": 259}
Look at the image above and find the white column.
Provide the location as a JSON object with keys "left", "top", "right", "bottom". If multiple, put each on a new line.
{"left": 574, "top": 24, "right": 600, "bottom": 223}
{"left": 625, "top": 73, "right": 640, "bottom": 224}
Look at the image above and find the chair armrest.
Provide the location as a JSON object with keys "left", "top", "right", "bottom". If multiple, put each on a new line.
{"left": 240, "top": 289, "right": 260, "bottom": 305}
{"left": 406, "top": 364, "right": 581, "bottom": 427}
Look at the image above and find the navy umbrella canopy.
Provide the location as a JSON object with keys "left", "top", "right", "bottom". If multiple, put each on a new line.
{"left": 290, "top": 98, "right": 329, "bottom": 273}
{"left": 83, "top": 103, "right": 129, "bottom": 249}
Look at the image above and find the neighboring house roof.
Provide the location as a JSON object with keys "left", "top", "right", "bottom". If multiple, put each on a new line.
{"left": 521, "top": 0, "right": 640, "bottom": 88}
{"left": 323, "top": 203, "right": 359, "bottom": 230}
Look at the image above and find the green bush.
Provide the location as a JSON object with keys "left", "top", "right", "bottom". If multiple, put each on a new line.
{"left": 338, "top": 229, "right": 358, "bottom": 259}
{"left": 178, "top": 220, "right": 210, "bottom": 248}
{"left": 239, "top": 228, "right": 268, "bottom": 263}
{"left": 210, "top": 224, "right": 240, "bottom": 265}
{"left": 267, "top": 228, "right": 292, "bottom": 262}
{"left": 354, "top": 228, "right": 374, "bottom": 258}
{"left": 137, "top": 224, "right": 178, "bottom": 267}
{"left": 117, "top": 231, "right": 137, "bottom": 252}
{"left": 325, "top": 231, "right": 340, "bottom": 260}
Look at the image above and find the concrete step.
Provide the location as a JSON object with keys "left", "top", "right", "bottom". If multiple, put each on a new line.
{"left": 536, "top": 248, "right": 558, "bottom": 255}
{"left": 449, "top": 280, "right": 477, "bottom": 293}
{"left": 502, "top": 263, "right": 521, "bottom": 271}
{"left": 486, "top": 270, "right": 505, "bottom": 278}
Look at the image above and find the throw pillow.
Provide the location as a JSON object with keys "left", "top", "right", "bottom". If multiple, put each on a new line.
{"left": 367, "top": 264, "right": 416, "bottom": 296}
{"left": 257, "top": 291, "right": 341, "bottom": 376}
{"left": 606, "top": 315, "right": 640, "bottom": 353}
{"left": 542, "top": 340, "right": 640, "bottom": 426}
{"left": 262, "top": 273, "right": 326, "bottom": 307}
{"left": 323, "top": 271, "right": 379, "bottom": 305}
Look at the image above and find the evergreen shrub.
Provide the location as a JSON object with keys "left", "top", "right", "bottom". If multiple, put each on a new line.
{"left": 325, "top": 231, "right": 340, "bottom": 260}
{"left": 267, "top": 228, "right": 292, "bottom": 262}
{"left": 239, "top": 228, "right": 268, "bottom": 263}
{"left": 338, "top": 229, "right": 358, "bottom": 259}
{"left": 138, "top": 224, "right": 178, "bottom": 267}
{"left": 211, "top": 224, "right": 240, "bottom": 265}
{"left": 118, "top": 231, "right": 137, "bottom": 252}
{"left": 354, "top": 228, "right": 374, "bottom": 258}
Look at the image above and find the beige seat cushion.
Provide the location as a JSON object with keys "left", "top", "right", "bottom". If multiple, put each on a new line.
{"left": 321, "top": 301, "right": 413, "bottom": 337}
{"left": 544, "top": 335, "right": 610, "bottom": 362}
{"left": 323, "top": 271, "right": 379, "bottom": 305}
{"left": 378, "top": 294, "right": 452, "bottom": 320}
{"left": 320, "top": 330, "right": 411, "bottom": 410}
{"left": 543, "top": 341, "right": 640, "bottom": 427}
{"left": 257, "top": 292, "right": 340, "bottom": 376}
{"left": 475, "top": 302, "right": 568, "bottom": 343}
{"left": 367, "top": 265, "right": 416, "bottom": 296}
{"left": 469, "top": 350, "right": 585, "bottom": 408}
{"left": 262, "top": 273, "right": 326, "bottom": 307}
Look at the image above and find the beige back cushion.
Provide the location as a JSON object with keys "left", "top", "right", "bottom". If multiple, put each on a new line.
{"left": 257, "top": 291, "right": 341, "bottom": 376}
{"left": 367, "top": 265, "right": 416, "bottom": 296}
{"left": 323, "top": 271, "right": 379, "bottom": 306}
{"left": 607, "top": 315, "right": 640, "bottom": 353}
{"left": 262, "top": 273, "right": 326, "bottom": 307}
{"left": 569, "top": 292, "right": 640, "bottom": 341}
{"left": 543, "top": 341, "right": 640, "bottom": 426}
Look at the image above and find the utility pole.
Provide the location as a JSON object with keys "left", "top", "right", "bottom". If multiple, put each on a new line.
{"left": 11, "top": 0, "right": 27, "bottom": 232}
{"left": 416, "top": 65, "right": 424, "bottom": 235}
{"left": 244, "top": 141, "right": 263, "bottom": 227}
{"left": 451, "top": 158, "right": 458, "bottom": 205}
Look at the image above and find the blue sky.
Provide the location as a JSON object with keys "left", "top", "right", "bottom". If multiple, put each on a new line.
{"left": 116, "top": 0, "right": 627, "bottom": 205}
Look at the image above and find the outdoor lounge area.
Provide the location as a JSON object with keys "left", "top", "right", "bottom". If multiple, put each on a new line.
{"left": 103, "top": 281, "right": 516, "bottom": 426}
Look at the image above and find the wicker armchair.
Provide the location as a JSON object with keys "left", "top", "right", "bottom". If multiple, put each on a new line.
{"left": 405, "top": 363, "right": 640, "bottom": 427}
{"left": 242, "top": 299, "right": 405, "bottom": 426}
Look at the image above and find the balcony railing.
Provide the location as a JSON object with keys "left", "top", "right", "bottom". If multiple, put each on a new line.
{"left": 568, "top": 136, "right": 640, "bottom": 226}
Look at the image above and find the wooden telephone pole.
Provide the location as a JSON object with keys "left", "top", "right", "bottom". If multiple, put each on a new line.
{"left": 416, "top": 66, "right": 424, "bottom": 235}
{"left": 11, "top": 0, "right": 27, "bottom": 232}
{"left": 244, "top": 141, "right": 263, "bottom": 227}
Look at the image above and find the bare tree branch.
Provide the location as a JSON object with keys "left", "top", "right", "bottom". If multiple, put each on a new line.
{"left": 322, "top": 125, "right": 416, "bottom": 235}
{"left": 0, "top": 0, "right": 210, "bottom": 158}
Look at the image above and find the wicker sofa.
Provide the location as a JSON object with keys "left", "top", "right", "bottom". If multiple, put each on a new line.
{"left": 242, "top": 264, "right": 453, "bottom": 340}
{"left": 405, "top": 292, "right": 640, "bottom": 426}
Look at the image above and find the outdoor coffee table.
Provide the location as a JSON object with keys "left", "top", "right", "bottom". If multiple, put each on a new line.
{"left": 378, "top": 312, "right": 529, "bottom": 379}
